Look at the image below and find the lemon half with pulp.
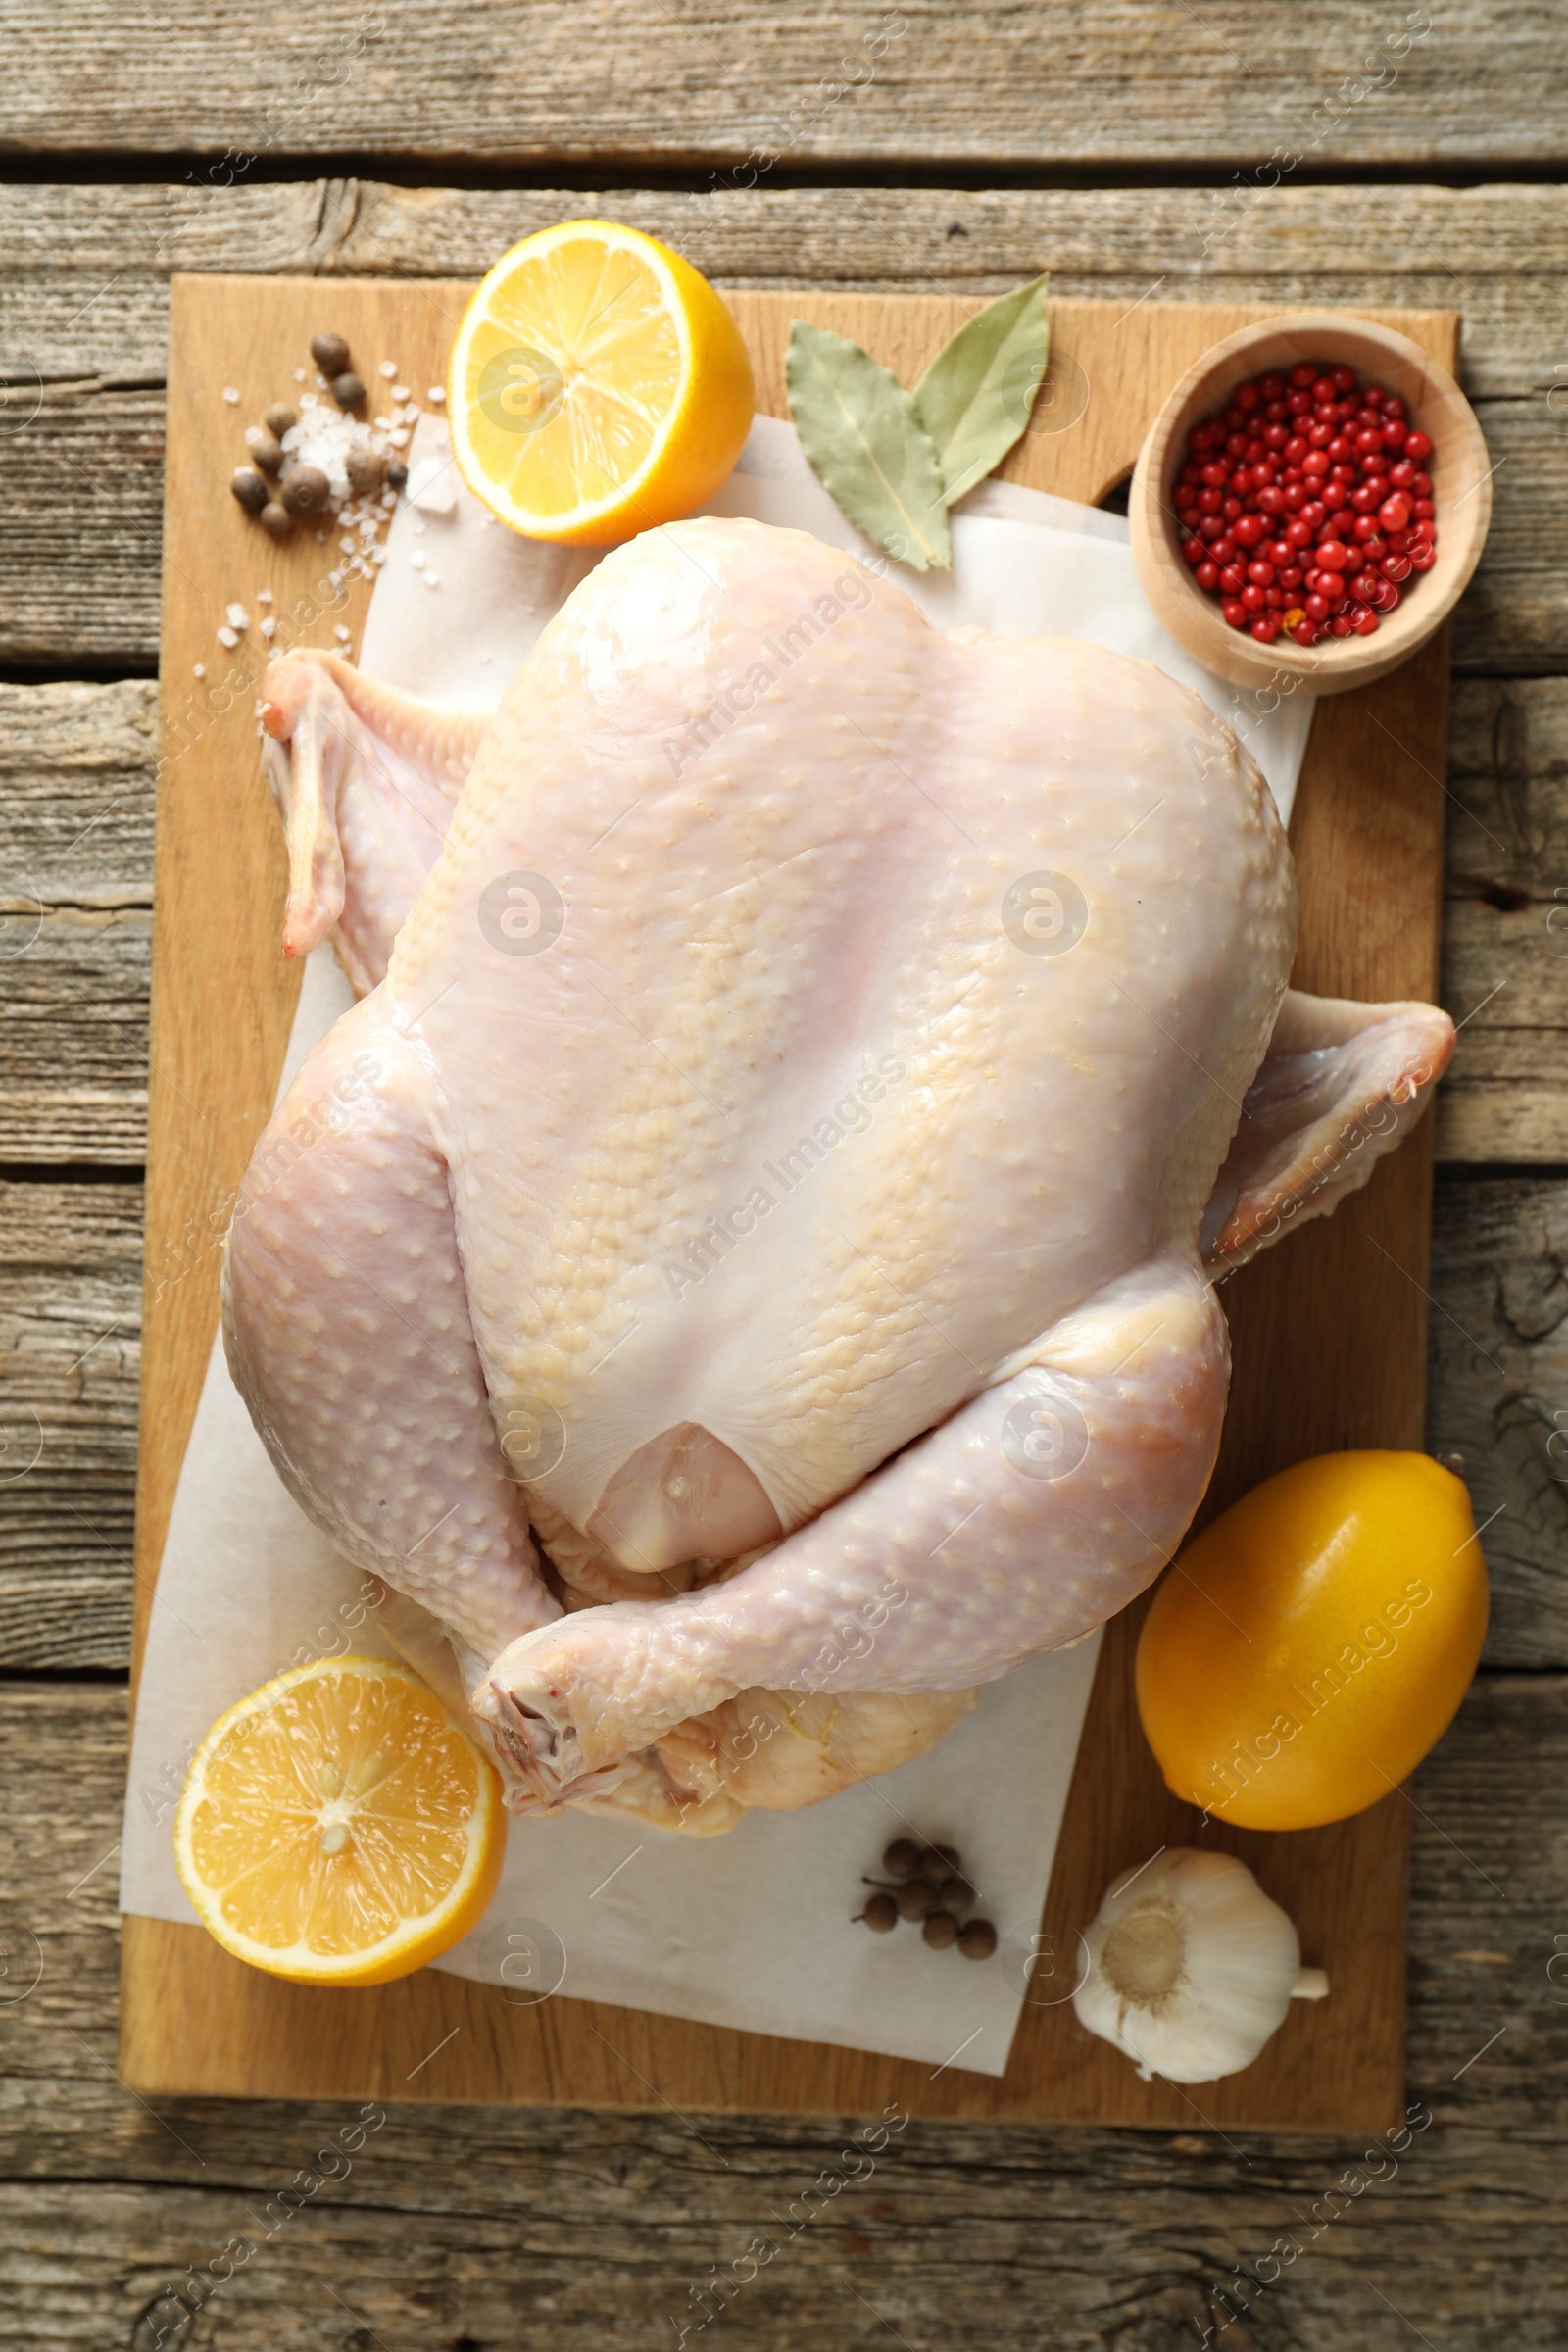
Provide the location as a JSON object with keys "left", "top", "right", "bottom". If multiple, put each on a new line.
{"left": 447, "top": 219, "right": 755, "bottom": 543}
{"left": 174, "top": 1655, "right": 505, "bottom": 1984}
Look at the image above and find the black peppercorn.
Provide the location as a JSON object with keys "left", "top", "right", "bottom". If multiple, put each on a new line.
{"left": 311, "top": 331, "right": 352, "bottom": 378}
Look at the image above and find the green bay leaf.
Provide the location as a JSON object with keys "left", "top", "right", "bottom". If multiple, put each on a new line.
{"left": 913, "top": 271, "right": 1052, "bottom": 505}
{"left": 785, "top": 319, "right": 951, "bottom": 573}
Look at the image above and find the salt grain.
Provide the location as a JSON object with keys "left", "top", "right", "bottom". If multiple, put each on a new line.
{"left": 392, "top": 384, "right": 411, "bottom": 402}
{"left": 224, "top": 602, "right": 249, "bottom": 631}
{"left": 221, "top": 386, "right": 239, "bottom": 404}
{"left": 261, "top": 616, "right": 276, "bottom": 639}
{"left": 257, "top": 589, "right": 273, "bottom": 605}
{"left": 293, "top": 367, "right": 307, "bottom": 382}
{"left": 334, "top": 623, "right": 352, "bottom": 642}
{"left": 193, "top": 662, "right": 206, "bottom": 678}
{"left": 409, "top": 550, "right": 426, "bottom": 570}
{"left": 217, "top": 625, "right": 239, "bottom": 648}
{"left": 378, "top": 360, "right": 397, "bottom": 379}
{"left": 427, "top": 387, "right": 446, "bottom": 404}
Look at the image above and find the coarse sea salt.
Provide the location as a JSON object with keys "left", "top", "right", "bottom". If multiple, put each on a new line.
{"left": 224, "top": 603, "right": 249, "bottom": 631}
{"left": 280, "top": 404, "right": 390, "bottom": 506}
{"left": 217, "top": 625, "right": 239, "bottom": 649}
{"left": 378, "top": 360, "right": 397, "bottom": 379}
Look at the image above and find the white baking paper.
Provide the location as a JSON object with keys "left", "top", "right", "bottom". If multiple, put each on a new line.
{"left": 122, "top": 410, "right": 1314, "bottom": 2080}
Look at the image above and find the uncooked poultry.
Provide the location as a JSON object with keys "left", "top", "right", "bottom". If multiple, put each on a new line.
{"left": 224, "top": 515, "right": 1452, "bottom": 1831}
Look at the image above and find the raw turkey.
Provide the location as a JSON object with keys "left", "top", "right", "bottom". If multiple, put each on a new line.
{"left": 225, "top": 515, "right": 1453, "bottom": 1832}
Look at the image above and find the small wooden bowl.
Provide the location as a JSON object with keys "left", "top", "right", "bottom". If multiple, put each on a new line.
{"left": 1129, "top": 311, "right": 1492, "bottom": 697}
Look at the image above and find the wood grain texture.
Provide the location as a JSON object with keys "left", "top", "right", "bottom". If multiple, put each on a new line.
{"left": 0, "top": 1179, "right": 142, "bottom": 1670}
{"left": 116, "top": 277, "right": 1458, "bottom": 2125}
{"left": 8, "top": 1673, "right": 1565, "bottom": 2348}
{"left": 0, "top": 4, "right": 1564, "bottom": 169}
{"left": 1429, "top": 1175, "right": 1568, "bottom": 1668}
{"left": 0, "top": 180, "right": 1564, "bottom": 394}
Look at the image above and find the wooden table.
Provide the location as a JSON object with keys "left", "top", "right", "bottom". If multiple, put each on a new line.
{"left": 2, "top": 8, "right": 1565, "bottom": 2344}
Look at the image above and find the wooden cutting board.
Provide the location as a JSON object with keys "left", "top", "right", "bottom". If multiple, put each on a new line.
{"left": 122, "top": 274, "right": 1455, "bottom": 2127}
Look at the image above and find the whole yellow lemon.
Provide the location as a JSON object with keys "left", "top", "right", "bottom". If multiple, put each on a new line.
{"left": 1135, "top": 1450, "right": 1489, "bottom": 1830}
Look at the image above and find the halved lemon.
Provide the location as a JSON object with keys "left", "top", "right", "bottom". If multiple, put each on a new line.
{"left": 174, "top": 1655, "right": 505, "bottom": 1985}
{"left": 446, "top": 219, "right": 755, "bottom": 544}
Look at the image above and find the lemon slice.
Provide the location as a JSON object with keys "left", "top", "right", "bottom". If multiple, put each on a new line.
{"left": 174, "top": 1655, "right": 505, "bottom": 1985}
{"left": 446, "top": 219, "right": 755, "bottom": 544}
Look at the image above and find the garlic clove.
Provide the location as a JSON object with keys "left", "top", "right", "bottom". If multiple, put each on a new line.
{"left": 1073, "top": 1847, "right": 1326, "bottom": 2083}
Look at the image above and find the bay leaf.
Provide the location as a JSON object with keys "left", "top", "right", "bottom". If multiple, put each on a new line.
{"left": 785, "top": 319, "right": 951, "bottom": 572}
{"left": 913, "top": 272, "right": 1052, "bottom": 505}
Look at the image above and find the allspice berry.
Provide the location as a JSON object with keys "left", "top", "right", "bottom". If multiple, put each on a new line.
{"left": 860, "top": 1891, "right": 898, "bottom": 1935}
{"left": 331, "top": 370, "right": 367, "bottom": 412}
{"left": 882, "top": 1839, "right": 922, "bottom": 1881}
{"left": 230, "top": 466, "right": 269, "bottom": 513}
{"left": 310, "top": 330, "right": 352, "bottom": 378}
{"left": 263, "top": 402, "right": 298, "bottom": 440}
{"left": 920, "top": 1845, "right": 959, "bottom": 1885}
{"left": 922, "top": 1910, "right": 959, "bottom": 1951}
{"left": 244, "top": 424, "right": 284, "bottom": 474}
{"left": 896, "top": 1878, "right": 937, "bottom": 1923}
{"left": 259, "top": 501, "right": 292, "bottom": 539}
{"left": 345, "top": 444, "right": 385, "bottom": 494}
{"left": 942, "top": 1877, "right": 977, "bottom": 1919}
{"left": 957, "top": 1918, "right": 998, "bottom": 1961}
{"left": 385, "top": 458, "right": 409, "bottom": 489}
{"left": 280, "top": 465, "right": 330, "bottom": 515}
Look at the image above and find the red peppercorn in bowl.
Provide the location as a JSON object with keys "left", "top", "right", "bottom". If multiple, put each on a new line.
{"left": 1129, "top": 312, "right": 1493, "bottom": 697}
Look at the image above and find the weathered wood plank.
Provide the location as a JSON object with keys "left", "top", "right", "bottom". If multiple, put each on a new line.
{"left": 0, "top": 683, "right": 155, "bottom": 1164}
{"left": 1429, "top": 1176, "right": 1568, "bottom": 1667}
{"left": 0, "top": 182, "right": 1564, "bottom": 671}
{"left": 1441, "top": 678, "right": 1568, "bottom": 1160}
{"left": 1, "top": 1673, "right": 1562, "bottom": 2346}
{"left": 0, "top": 910, "right": 149, "bottom": 1165}
{"left": 0, "top": 680, "right": 156, "bottom": 906}
{"left": 3, "top": 181, "right": 1568, "bottom": 400}
{"left": 0, "top": 1179, "right": 142, "bottom": 1670}
{"left": 1, "top": 4, "right": 1564, "bottom": 170}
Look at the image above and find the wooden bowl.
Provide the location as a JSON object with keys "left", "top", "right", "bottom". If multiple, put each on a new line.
{"left": 1129, "top": 311, "right": 1492, "bottom": 697}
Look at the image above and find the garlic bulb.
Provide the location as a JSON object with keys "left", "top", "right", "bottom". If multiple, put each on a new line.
{"left": 1072, "top": 1847, "right": 1328, "bottom": 2083}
